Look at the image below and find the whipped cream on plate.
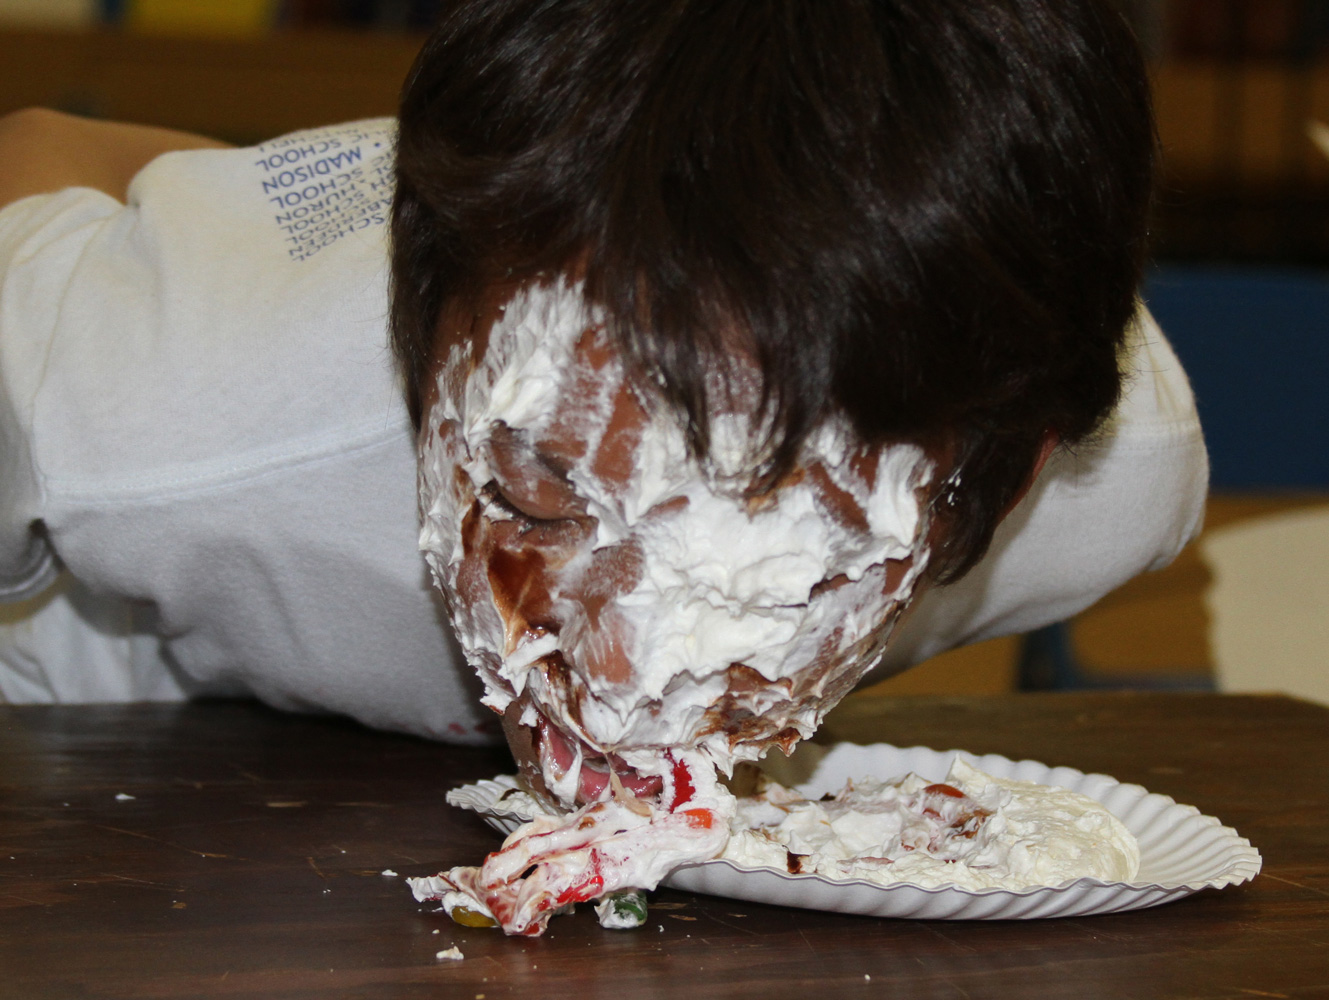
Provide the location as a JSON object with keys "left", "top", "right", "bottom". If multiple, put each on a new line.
{"left": 409, "top": 749, "right": 731, "bottom": 936}
{"left": 417, "top": 755, "right": 1141, "bottom": 931}
{"left": 722, "top": 757, "right": 1140, "bottom": 890}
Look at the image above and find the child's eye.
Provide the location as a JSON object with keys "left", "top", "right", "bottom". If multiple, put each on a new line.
{"left": 478, "top": 480, "right": 591, "bottom": 546}
{"left": 478, "top": 480, "right": 575, "bottom": 528}
{"left": 479, "top": 481, "right": 538, "bottom": 521}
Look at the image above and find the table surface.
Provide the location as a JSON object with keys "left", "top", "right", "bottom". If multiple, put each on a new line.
{"left": 1, "top": 692, "right": 1326, "bottom": 1000}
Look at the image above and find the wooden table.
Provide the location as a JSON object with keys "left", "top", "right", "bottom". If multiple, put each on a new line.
{"left": 1, "top": 693, "right": 1325, "bottom": 999}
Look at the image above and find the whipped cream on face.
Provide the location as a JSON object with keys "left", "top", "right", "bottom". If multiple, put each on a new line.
{"left": 723, "top": 758, "right": 1140, "bottom": 890}
{"left": 418, "top": 281, "right": 934, "bottom": 785}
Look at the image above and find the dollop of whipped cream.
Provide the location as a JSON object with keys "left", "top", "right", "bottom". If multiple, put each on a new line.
{"left": 723, "top": 758, "right": 1140, "bottom": 890}
{"left": 409, "top": 750, "right": 732, "bottom": 936}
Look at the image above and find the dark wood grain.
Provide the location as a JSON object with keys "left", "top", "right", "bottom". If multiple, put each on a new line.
{"left": 1, "top": 693, "right": 1325, "bottom": 1000}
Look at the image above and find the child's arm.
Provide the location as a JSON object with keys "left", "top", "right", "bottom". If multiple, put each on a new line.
{"left": 0, "top": 108, "right": 230, "bottom": 209}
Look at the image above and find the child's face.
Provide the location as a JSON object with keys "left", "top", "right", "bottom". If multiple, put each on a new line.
{"left": 419, "top": 283, "right": 934, "bottom": 808}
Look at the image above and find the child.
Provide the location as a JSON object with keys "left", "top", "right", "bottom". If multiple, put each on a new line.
{"left": 390, "top": 1, "right": 1212, "bottom": 933}
{"left": 0, "top": 0, "right": 1205, "bottom": 756}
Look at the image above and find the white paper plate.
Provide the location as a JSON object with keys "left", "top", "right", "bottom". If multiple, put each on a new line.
{"left": 445, "top": 743, "right": 1262, "bottom": 920}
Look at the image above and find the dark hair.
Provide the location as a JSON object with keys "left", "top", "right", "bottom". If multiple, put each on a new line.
{"left": 391, "top": 0, "right": 1155, "bottom": 582}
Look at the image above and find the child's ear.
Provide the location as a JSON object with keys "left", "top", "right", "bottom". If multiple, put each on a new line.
{"left": 998, "top": 430, "right": 1059, "bottom": 522}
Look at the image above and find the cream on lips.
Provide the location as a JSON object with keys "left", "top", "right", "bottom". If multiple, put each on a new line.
{"left": 418, "top": 281, "right": 934, "bottom": 798}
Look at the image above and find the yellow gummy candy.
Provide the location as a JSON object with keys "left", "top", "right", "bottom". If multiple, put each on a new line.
{"left": 449, "top": 905, "right": 498, "bottom": 929}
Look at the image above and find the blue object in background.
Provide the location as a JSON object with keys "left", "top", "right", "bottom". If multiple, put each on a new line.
{"left": 1143, "top": 265, "right": 1329, "bottom": 490}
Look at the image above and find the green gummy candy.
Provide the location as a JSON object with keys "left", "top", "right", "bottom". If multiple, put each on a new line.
{"left": 595, "top": 890, "right": 648, "bottom": 929}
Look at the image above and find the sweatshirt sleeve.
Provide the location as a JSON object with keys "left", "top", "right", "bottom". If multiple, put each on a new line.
{"left": 0, "top": 188, "right": 123, "bottom": 600}
{"left": 876, "top": 307, "right": 1209, "bottom": 672}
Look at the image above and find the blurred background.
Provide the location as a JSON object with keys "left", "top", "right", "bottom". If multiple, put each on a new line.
{"left": 0, "top": 0, "right": 1325, "bottom": 704}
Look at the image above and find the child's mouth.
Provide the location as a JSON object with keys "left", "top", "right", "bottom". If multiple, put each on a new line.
{"left": 534, "top": 711, "right": 665, "bottom": 806}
